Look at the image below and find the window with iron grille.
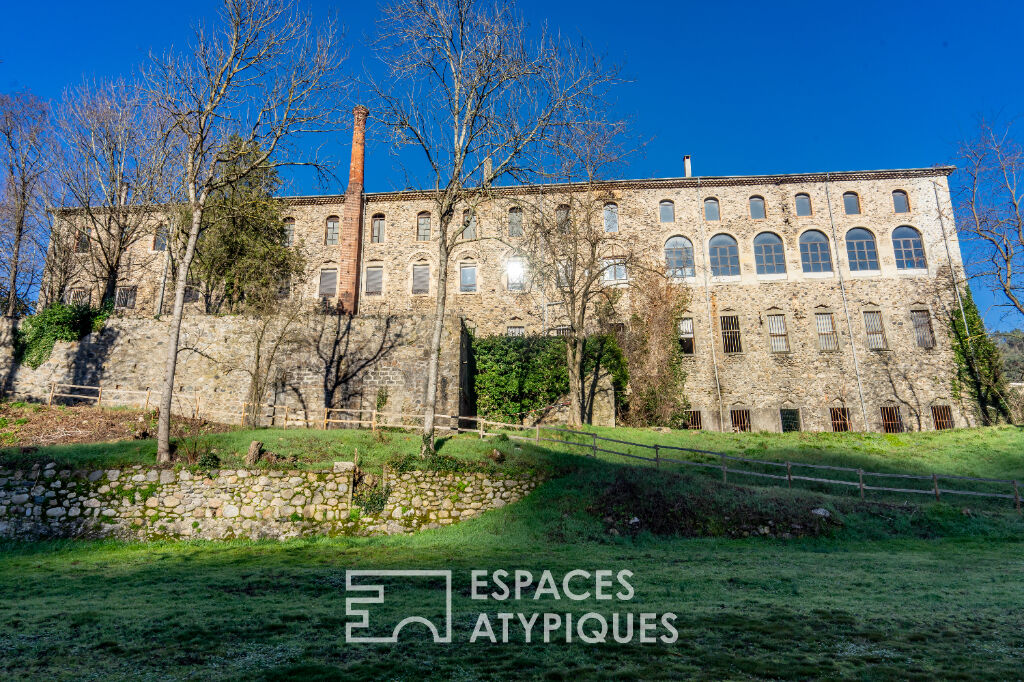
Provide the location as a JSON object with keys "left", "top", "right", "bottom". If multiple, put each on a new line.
{"left": 114, "top": 286, "right": 137, "bottom": 309}
{"left": 318, "top": 268, "right": 337, "bottom": 298}
{"left": 780, "top": 408, "right": 801, "bottom": 432}
{"left": 183, "top": 283, "right": 200, "bottom": 304}
{"left": 830, "top": 407, "right": 851, "bottom": 432}
{"left": 417, "top": 212, "right": 431, "bottom": 241}
{"left": 678, "top": 317, "right": 695, "bottom": 355}
{"left": 460, "top": 263, "right": 477, "bottom": 292}
{"left": 555, "top": 204, "right": 570, "bottom": 232}
{"left": 766, "top": 314, "right": 789, "bottom": 352}
{"left": 815, "top": 312, "right": 839, "bottom": 351}
{"left": 365, "top": 266, "right": 383, "bottom": 296}
{"left": 325, "top": 217, "right": 339, "bottom": 245}
{"left": 75, "top": 229, "right": 90, "bottom": 253}
{"left": 910, "top": 309, "right": 934, "bottom": 349}
{"left": 880, "top": 406, "right": 904, "bottom": 433}
{"left": 931, "top": 405, "right": 954, "bottom": 430}
{"left": 683, "top": 410, "right": 702, "bottom": 430}
{"left": 550, "top": 325, "right": 571, "bottom": 337}
{"left": 863, "top": 310, "right": 887, "bottom": 350}
{"left": 603, "top": 203, "right": 618, "bottom": 232}
{"left": 507, "top": 326, "right": 525, "bottom": 337}
{"left": 65, "top": 288, "right": 89, "bottom": 305}
{"left": 720, "top": 315, "right": 742, "bottom": 353}
{"left": 412, "top": 263, "right": 430, "bottom": 294}
{"left": 508, "top": 207, "right": 523, "bottom": 237}
{"left": 462, "top": 210, "right": 477, "bottom": 239}
{"left": 731, "top": 409, "right": 751, "bottom": 432}
{"left": 153, "top": 225, "right": 169, "bottom": 251}
{"left": 371, "top": 214, "right": 385, "bottom": 243}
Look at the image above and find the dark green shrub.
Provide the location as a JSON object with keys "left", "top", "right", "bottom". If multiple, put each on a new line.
{"left": 14, "top": 302, "right": 112, "bottom": 369}
{"left": 354, "top": 483, "right": 391, "bottom": 514}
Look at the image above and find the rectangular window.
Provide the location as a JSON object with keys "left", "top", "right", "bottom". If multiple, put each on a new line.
{"left": 678, "top": 317, "right": 695, "bottom": 355}
{"left": 183, "top": 282, "right": 200, "bottom": 304}
{"left": 720, "top": 315, "right": 742, "bottom": 353}
{"left": 507, "top": 326, "right": 525, "bottom": 337}
{"left": 815, "top": 312, "right": 839, "bottom": 351}
{"left": 114, "top": 286, "right": 137, "bottom": 310}
{"left": 65, "top": 288, "right": 89, "bottom": 306}
{"left": 550, "top": 325, "right": 571, "bottom": 337}
{"left": 153, "top": 225, "right": 168, "bottom": 251}
{"left": 602, "top": 259, "right": 627, "bottom": 283}
{"left": 463, "top": 211, "right": 477, "bottom": 240}
{"left": 766, "top": 314, "right": 789, "bottom": 352}
{"left": 910, "top": 310, "right": 935, "bottom": 349}
{"left": 318, "top": 268, "right": 337, "bottom": 298}
{"left": 75, "top": 230, "right": 90, "bottom": 253}
{"left": 863, "top": 311, "right": 887, "bottom": 350}
{"left": 365, "top": 266, "right": 383, "bottom": 296}
{"left": 830, "top": 407, "right": 851, "bottom": 432}
{"left": 325, "top": 219, "right": 339, "bottom": 245}
{"left": 508, "top": 208, "right": 523, "bottom": 237}
{"left": 780, "top": 408, "right": 801, "bottom": 432}
{"left": 683, "top": 410, "right": 702, "bottom": 430}
{"left": 460, "top": 264, "right": 477, "bottom": 292}
{"left": 931, "top": 405, "right": 954, "bottom": 430}
{"left": 282, "top": 221, "right": 294, "bottom": 247}
{"left": 412, "top": 264, "right": 430, "bottom": 294}
{"left": 277, "top": 277, "right": 290, "bottom": 299}
{"left": 507, "top": 259, "right": 526, "bottom": 291}
{"left": 880, "top": 406, "right": 904, "bottom": 434}
{"left": 731, "top": 409, "right": 751, "bottom": 432}
{"left": 417, "top": 214, "right": 431, "bottom": 241}
{"left": 371, "top": 216, "right": 384, "bottom": 243}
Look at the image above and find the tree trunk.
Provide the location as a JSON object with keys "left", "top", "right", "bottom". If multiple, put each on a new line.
{"left": 156, "top": 205, "right": 204, "bottom": 463}
{"left": 566, "top": 336, "right": 584, "bottom": 427}
{"left": 421, "top": 237, "right": 451, "bottom": 455}
{"left": 4, "top": 210, "right": 24, "bottom": 317}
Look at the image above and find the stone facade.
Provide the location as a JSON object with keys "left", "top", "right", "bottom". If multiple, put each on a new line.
{"left": 0, "top": 460, "right": 542, "bottom": 541}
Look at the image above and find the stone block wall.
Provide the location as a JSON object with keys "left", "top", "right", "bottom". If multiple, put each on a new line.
{"left": 0, "top": 461, "right": 543, "bottom": 541}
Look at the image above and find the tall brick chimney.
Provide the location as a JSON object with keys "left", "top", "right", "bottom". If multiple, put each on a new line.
{"left": 337, "top": 105, "right": 369, "bottom": 314}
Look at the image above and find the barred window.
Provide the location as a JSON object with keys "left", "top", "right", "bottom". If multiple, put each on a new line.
{"left": 277, "top": 276, "right": 290, "bottom": 299}
{"left": 893, "top": 226, "right": 926, "bottom": 270}
{"left": 550, "top": 325, "right": 571, "bottom": 337}
{"left": 665, "top": 236, "right": 695, "bottom": 278}
{"left": 371, "top": 214, "right": 385, "bottom": 243}
{"left": 731, "top": 409, "right": 751, "bottom": 432}
{"left": 659, "top": 200, "right": 675, "bottom": 223}
{"left": 114, "top": 286, "right": 137, "bottom": 310}
{"left": 830, "top": 407, "right": 851, "bottom": 432}
{"left": 892, "top": 190, "right": 910, "bottom": 214}
{"left": 749, "top": 196, "right": 766, "bottom": 219}
{"left": 799, "top": 230, "right": 833, "bottom": 273}
{"left": 704, "top": 197, "right": 720, "bottom": 221}
{"left": 843, "top": 192, "right": 861, "bottom": 215}
{"left": 462, "top": 210, "right": 477, "bottom": 240}
{"left": 183, "top": 282, "right": 200, "bottom": 304}
{"left": 603, "top": 203, "right": 619, "bottom": 232}
{"left": 417, "top": 212, "right": 431, "bottom": 241}
{"left": 65, "top": 288, "right": 89, "bottom": 305}
{"left": 508, "top": 207, "right": 523, "bottom": 237}
{"left": 507, "top": 258, "right": 526, "bottom": 291}
{"left": 863, "top": 310, "right": 887, "bottom": 350}
{"left": 683, "top": 410, "right": 702, "bottom": 430}
{"left": 766, "top": 313, "right": 789, "bottom": 352}
{"left": 507, "top": 326, "right": 525, "bottom": 337}
{"left": 325, "top": 216, "right": 340, "bottom": 245}
{"left": 365, "top": 266, "right": 383, "bottom": 296}
{"left": 795, "top": 193, "right": 812, "bottom": 216}
{"left": 815, "top": 312, "right": 839, "bottom": 351}
{"left": 555, "top": 204, "right": 570, "bottom": 232}
{"left": 709, "top": 234, "right": 740, "bottom": 276}
{"left": 754, "top": 232, "right": 787, "bottom": 275}
{"left": 460, "top": 263, "right": 477, "bottom": 292}
{"left": 282, "top": 219, "right": 294, "bottom": 247}
{"left": 412, "top": 263, "right": 430, "bottom": 294}
{"left": 318, "top": 268, "right": 337, "bottom": 298}
{"left": 153, "top": 224, "right": 169, "bottom": 251}
{"left": 720, "top": 315, "right": 742, "bottom": 353}
{"left": 910, "top": 309, "right": 935, "bottom": 349}
{"left": 75, "top": 228, "right": 90, "bottom": 253}
{"left": 880, "top": 406, "right": 904, "bottom": 433}
{"left": 679, "top": 317, "right": 695, "bottom": 355}
{"left": 846, "top": 228, "right": 879, "bottom": 271}
{"left": 931, "top": 405, "right": 954, "bottom": 430}
{"left": 780, "top": 408, "right": 801, "bottom": 432}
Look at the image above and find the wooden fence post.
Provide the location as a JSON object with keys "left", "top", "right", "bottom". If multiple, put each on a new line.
{"left": 478, "top": 418, "right": 484, "bottom": 439}
{"left": 144, "top": 388, "right": 151, "bottom": 411}
{"left": 1013, "top": 480, "right": 1021, "bottom": 514}
{"left": 932, "top": 473, "right": 941, "bottom": 502}
{"left": 535, "top": 424, "right": 540, "bottom": 443}
{"left": 591, "top": 433, "right": 597, "bottom": 458}
{"left": 721, "top": 455, "right": 727, "bottom": 484}
{"left": 786, "top": 462, "right": 792, "bottom": 488}
{"left": 654, "top": 444, "right": 660, "bottom": 468}
{"left": 48, "top": 382, "right": 55, "bottom": 406}
{"left": 858, "top": 470, "right": 865, "bottom": 499}
{"left": 97, "top": 386, "right": 103, "bottom": 407}
{"left": 283, "top": 405, "right": 289, "bottom": 429}
{"left": 322, "top": 408, "right": 329, "bottom": 430}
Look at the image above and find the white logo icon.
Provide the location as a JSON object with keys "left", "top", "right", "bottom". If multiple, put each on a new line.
{"left": 345, "top": 570, "right": 453, "bottom": 643}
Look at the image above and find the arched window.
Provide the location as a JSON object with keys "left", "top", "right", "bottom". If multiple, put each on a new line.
{"left": 795, "top": 193, "right": 812, "bottom": 217}
{"left": 892, "top": 190, "right": 910, "bottom": 214}
{"left": 753, "top": 232, "right": 786, "bottom": 275}
{"left": 603, "top": 202, "right": 619, "bottom": 232}
{"left": 462, "top": 209, "right": 477, "bottom": 239}
{"left": 709, "top": 234, "right": 740, "bottom": 276}
{"left": 325, "top": 216, "right": 340, "bottom": 245}
{"left": 893, "top": 225, "right": 926, "bottom": 269}
{"left": 371, "top": 213, "right": 385, "bottom": 243}
{"left": 799, "top": 230, "right": 832, "bottom": 273}
{"left": 508, "top": 207, "right": 523, "bottom": 237}
{"left": 416, "top": 212, "right": 431, "bottom": 241}
{"left": 704, "top": 197, "right": 720, "bottom": 221}
{"left": 846, "top": 228, "right": 879, "bottom": 271}
{"left": 665, "top": 236, "right": 695, "bottom": 278}
{"left": 555, "top": 204, "right": 570, "bottom": 232}
{"left": 659, "top": 200, "right": 675, "bottom": 223}
{"left": 749, "top": 196, "right": 766, "bottom": 220}
{"left": 843, "top": 192, "right": 861, "bottom": 215}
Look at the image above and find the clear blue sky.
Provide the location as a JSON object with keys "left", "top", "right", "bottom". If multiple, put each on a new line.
{"left": 2, "top": 0, "right": 1022, "bottom": 328}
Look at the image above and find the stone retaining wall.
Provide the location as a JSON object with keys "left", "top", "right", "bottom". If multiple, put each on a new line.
{"left": 0, "top": 460, "right": 542, "bottom": 541}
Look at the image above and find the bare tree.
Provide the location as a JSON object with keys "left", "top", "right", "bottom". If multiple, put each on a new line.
{"left": 0, "top": 91, "right": 52, "bottom": 317}
{"left": 368, "top": 0, "right": 619, "bottom": 450}
{"left": 146, "top": 0, "right": 345, "bottom": 462}
{"left": 52, "top": 79, "right": 172, "bottom": 306}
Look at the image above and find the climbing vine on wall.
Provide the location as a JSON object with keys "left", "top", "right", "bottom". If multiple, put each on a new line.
{"left": 14, "top": 302, "right": 112, "bottom": 369}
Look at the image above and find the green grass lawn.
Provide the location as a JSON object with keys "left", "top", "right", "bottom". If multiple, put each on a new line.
{"left": 1, "top": 459, "right": 1022, "bottom": 680}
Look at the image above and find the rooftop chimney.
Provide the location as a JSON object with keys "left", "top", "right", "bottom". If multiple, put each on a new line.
{"left": 684, "top": 155, "right": 692, "bottom": 178}
{"left": 338, "top": 105, "right": 369, "bottom": 314}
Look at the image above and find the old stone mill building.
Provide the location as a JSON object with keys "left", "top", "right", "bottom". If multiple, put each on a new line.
{"left": 1, "top": 106, "right": 970, "bottom": 433}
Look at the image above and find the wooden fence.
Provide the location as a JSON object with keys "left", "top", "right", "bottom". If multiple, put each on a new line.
{"left": 41, "top": 382, "right": 1023, "bottom": 513}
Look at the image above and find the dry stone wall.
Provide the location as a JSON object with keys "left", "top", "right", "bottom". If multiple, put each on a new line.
{"left": 0, "top": 460, "right": 542, "bottom": 541}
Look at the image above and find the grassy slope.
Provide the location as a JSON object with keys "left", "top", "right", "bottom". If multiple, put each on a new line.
{"left": 1, "top": 460, "right": 1022, "bottom": 680}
